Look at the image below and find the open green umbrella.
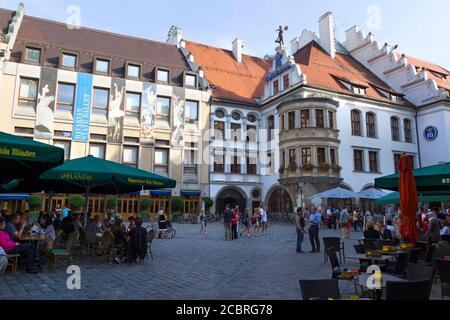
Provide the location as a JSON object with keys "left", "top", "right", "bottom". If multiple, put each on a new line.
{"left": 0, "top": 131, "right": 64, "bottom": 183}
{"left": 375, "top": 162, "right": 450, "bottom": 192}
{"left": 16, "top": 156, "right": 176, "bottom": 226}
{"left": 375, "top": 192, "right": 450, "bottom": 206}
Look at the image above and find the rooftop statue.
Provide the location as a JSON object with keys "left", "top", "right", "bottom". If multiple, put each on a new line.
{"left": 275, "top": 26, "right": 288, "bottom": 46}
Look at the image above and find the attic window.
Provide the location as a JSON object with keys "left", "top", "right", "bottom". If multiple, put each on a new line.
{"left": 25, "top": 47, "right": 41, "bottom": 63}
{"left": 374, "top": 87, "right": 403, "bottom": 102}
{"left": 337, "top": 79, "right": 352, "bottom": 91}
{"left": 352, "top": 86, "right": 366, "bottom": 95}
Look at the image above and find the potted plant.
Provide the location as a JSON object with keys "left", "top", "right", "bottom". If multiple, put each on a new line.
{"left": 302, "top": 163, "right": 315, "bottom": 171}
{"left": 69, "top": 196, "right": 85, "bottom": 212}
{"left": 106, "top": 196, "right": 118, "bottom": 211}
{"left": 319, "top": 162, "right": 332, "bottom": 171}
{"left": 288, "top": 162, "right": 298, "bottom": 172}
{"left": 332, "top": 164, "right": 342, "bottom": 173}
{"left": 140, "top": 199, "right": 152, "bottom": 222}
{"left": 171, "top": 196, "right": 184, "bottom": 216}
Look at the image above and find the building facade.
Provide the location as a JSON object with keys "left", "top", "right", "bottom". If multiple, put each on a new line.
{"left": 1, "top": 5, "right": 449, "bottom": 215}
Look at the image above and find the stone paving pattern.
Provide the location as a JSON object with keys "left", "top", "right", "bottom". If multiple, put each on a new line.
{"left": 0, "top": 223, "right": 444, "bottom": 300}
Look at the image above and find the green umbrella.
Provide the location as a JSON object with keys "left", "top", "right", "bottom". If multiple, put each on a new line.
{"left": 0, "top": 131, "right": 64, "bottom": 183}
{"left": 375, "top": 163, "right": 450, "bottom": 192}
{"left": 17, "top": 156, "right": 176, "bottom": 226}
{"left": 375, "top": 192, "right": 450, "bottom": 206}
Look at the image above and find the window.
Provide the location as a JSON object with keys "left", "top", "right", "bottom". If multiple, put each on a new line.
{"left": 369, "top": 151, "right": 378, "bottom": 173}
{"left": 54, "top": 131, "right": 72, "bottom": 138}
{"left": 89, "top": 143, "right": 106, "bottom": 159}
{"left": 62, "top": 53, "right": 77, "bottom": 69}
{"left": 354, "top": 150, "right": 363, "bottom": 172}
{"left": 317, "top": 148, "right": 326, "bottom": 164}
{"left": 283, "top": 74, "right": 290, "bottom": 89}
{"left": 300, "top": 110, "right": 310, "bottom": 128}
{"left": 316, "top": 109, "right": 324, "bottom": 128}
{"left": 247, "top": 114, "right": 257, "bottom": 123}
{"left": 123, "top": 146, "right": 138, "bottom": 168}
{"left": 404, "top": 119, "right": 412, "bottom": 143}
{"left": 247, "top": 125, "right": 257, "bottom": 143}
{"left": 214, "top": 121, "right": 225, "bottom": 141}
{"left": 394, "top": 154, "right": 401, "bottom": 173}
{"left": 126, "top": 92, "right": 141, "bottom": 114}
{"left": 232, "top": 112, "right": 241, "bottom": 121}
{"left": 289, "top": 149, "right": 296, "bottom": 166}
{"left": 127, "top": 64, "right": 141, "bottom": 79}
{"left": 214, "top": 153, "right": 225, "bottom": 173}
{"left": 18, "top": 78, "right": 38, "bottom": 108}
{"left": 231, "top": 155, "right": 241, "bottom": 174}
{"left": 15, "top": 127, "right": 34, "bottom": 135}
{"left": 156, "top": 96, "right": 171, "bottom": 120}
{"left": 231, "top": 123, "right": 242, "bottom": 141}
{"left": 215, "top": 110, "right": 225, "bottom": 119}
{"left": 90, "top": 134, "right": 107, "bottom": 141}
{"left": 155, "top": 148, "right": 169, "bottom": 174}
{"left": 267, "top": 153, "right": 273, "bottom": 172}
{"left": 156, "top": 69, "right": 170, "bottom": 83}
{"left": 268, "top": 116, "right": 275, "bottom": 141}
{"left": 353, "top": 86, "right": 366, "bottom": 95}
{"left": 391, "top": 117, "right": 400, "bottom": 141}
{"left": 330, "top": 148, "right": 337, "bottom": 165}
{"left": 301, "top": 148, "right": 311, "bottom": 165}
{"left": 280, "top": 114, "right": 285, "bottom": 131}
{"left": 328, "top": 111, "right": 335, "bottom": 129}
{"left": 53, "top": 140, "right": 71, "bottom": 160}
{"left": 56, "top": 83, "right": 75, "bottom": 111}
{"left": 185, "top": 74, "right": 197, "bottom": 87}
{"left": 95, "top": 58, "right": 110, "bottom": 74}
{"left": 247, "top": 157, "right": 257, "bottom": 175}
{"left": 184, "top": 144, "right": 198, "bottom": 175}
{"left": 366, "top": 113, "right": 376, "bottom": 138}
{"left": 351, "top": 110, "right": 362, "bottom": 136}
{"left": 273, "top": 80, "right": 279, "bottom": 95}
{"left": 185, "top": 100, "right": 199, "bottom": 121}
{"left": 25, "top": 47, "right": 41, "bottom": 63}
{"left": 288, "top": 111, "right": 295, "bottom": 130}
{"left": 281, "top": 150, "right": 286, "bottom": 167}
{"left": 124, "top": 136, "right": 140, "bottom": 144}
{"left": 92, "top": 88, "right": 109, "bottom": 115}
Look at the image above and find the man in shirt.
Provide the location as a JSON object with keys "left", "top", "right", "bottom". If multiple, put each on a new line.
{"left": 4, "top": 213, "right": 25, "bottom": 241}
{"left": 223, "top": 205, "right": 233, "bottom": 241}
{"left": 309, "top": 207, "right": 322, "bottom": 253}
{"left": 295, "top": 208, "right": 306, "bottom": 254}
{"left": 260, "top": 207, "right": 268, "bottom": 235}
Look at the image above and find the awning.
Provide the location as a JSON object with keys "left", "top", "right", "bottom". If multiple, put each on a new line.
{"left": 0, "top": 193, "right": 30, "bottom": 200}
{"left": 150, "top": 190, "right": 172, "bottom": 196}
{"left": 181, "top": 191, "right": 201, "bottom": 197}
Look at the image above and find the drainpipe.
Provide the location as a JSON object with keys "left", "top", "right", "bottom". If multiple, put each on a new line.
{"left": 415, "top": 108, "right": 422, "bottom": 168}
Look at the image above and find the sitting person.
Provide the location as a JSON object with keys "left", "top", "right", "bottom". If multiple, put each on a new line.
{"left": 157, "top": 212, "right": 169, "bottom": 239}
{"left": 4, "top": 213, "right": 25, "bottom": 241}
{"left": 111, "top": 219, "right": 127, "bottom": 263}
{"left": 62, "top": 212, "right": 75, "bottom": 236}
{"left": 0, "top": 217, "right": 38, "bottom": 274}
{"left": 84, "top": 215, "right": 102, "bottom": 249}
{"left": 0, "top": 245, "right": 7, "bottom": 276}
{"left": 378, "top": 222, "right": 392, "bottom": 240}
{"left": 73, "top": 214, "right": 83, "bottom": 234}
{"left": 126, "top": 216, "right": 136, "bottom": 233}
{"left": 38, "top": 215, "right": 56, "bottom": 251}
{"left": 363, "top": 221, "right": 381, "bottom": 239}
{"left": 103, "top": 212, "right": 116, "bottom": 230}
{"left": 439, "top": 214, "right": 450, "bottom": 236}
{"left": 125, "top": 217, "right": 148, "bottom": 264}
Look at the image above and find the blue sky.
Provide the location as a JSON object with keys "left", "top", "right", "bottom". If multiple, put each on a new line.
{"left": 2, "top": 0, "right": 450, "bottom": 69}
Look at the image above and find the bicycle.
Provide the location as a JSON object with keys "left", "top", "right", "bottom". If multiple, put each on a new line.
{"left": 146, "top": 223, "right": 176, "bottom": 239}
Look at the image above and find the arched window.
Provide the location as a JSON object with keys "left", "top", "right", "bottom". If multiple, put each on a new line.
{"left": 351, "top": 110, "right": 362, "bottom": 136}
{"left": 366, "top": 112, "right": 376, "bottom": 138}
{"left": 404, "top": 119, "right": 412, "bottom": 143}
{"left": 391, "top": 117, "right": 400, "bottom": 141}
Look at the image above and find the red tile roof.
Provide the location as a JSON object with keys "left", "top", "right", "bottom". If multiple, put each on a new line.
{"left": 185, "top": 41, "right": 272, "bottom": 104}
{"left": 404, "top": 56, "right": 450, "bottom": 92}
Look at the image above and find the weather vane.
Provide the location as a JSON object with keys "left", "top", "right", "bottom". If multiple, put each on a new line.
{"left": 275, "top": 25, "right": 289, "bottom": 46}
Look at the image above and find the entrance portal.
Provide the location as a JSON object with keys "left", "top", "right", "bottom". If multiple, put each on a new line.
{"left": 215, "top": 188, "right": 246, "bottom": 213}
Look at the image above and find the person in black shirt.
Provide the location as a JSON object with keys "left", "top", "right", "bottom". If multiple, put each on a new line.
{"left": 363, "top": 221, "right": 381, "bottom": 239}
{"left": 223, "top": 205, "right": 233, "bottom": 241}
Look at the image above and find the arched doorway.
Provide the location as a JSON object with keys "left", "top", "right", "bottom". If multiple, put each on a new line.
{"left": 267, "top": 187, "right": 293, "bottom": 213}
{"left": 215, "top": 187, "right": 247, "bottom": 213}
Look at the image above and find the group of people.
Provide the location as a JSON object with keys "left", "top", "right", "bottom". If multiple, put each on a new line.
{"left": 219, "top": 205, "right": 268, "bottom": 241}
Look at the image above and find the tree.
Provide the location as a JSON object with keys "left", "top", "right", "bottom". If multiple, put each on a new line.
{"left": 171, "top": 196, "right": 184, "bottom": 214}
{"left": 203, "top": 197, "right": 213, "bottom": 212}
{"left": 106, "top": 196, "right": 118, "bottom": 211}
{"left": 69, "top": 196, "right": 85, "bottom": 211}
{"left": 28, "top": 195, "right": 43, "bottom": 211}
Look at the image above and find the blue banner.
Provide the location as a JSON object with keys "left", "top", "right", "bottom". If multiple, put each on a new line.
{"left": 73, "top": 73, "right": 93, "bottom": 142}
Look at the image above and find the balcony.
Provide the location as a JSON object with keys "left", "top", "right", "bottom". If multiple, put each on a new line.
{"left": 279, "top": 165, "right": 342, "bottom": 181}
{"left": 279, "top": 127, "right": 340, "bottom": 144}
{"left": 211, "top": 172, "right": 262, "bottom": 184}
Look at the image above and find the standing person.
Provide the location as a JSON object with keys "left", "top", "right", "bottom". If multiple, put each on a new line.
{"left": 339, "top": 207, "right": 350, "bottom": 239}
{"left": 260, "top": 207, "right": 268, "bottom": 235}
{"left": 251, "top": 208, "right": 261, "bottom": 237}
{"left": 240, "top": 208, "right": 251, "bottom": 239}
{"left": 426, "top": 211, "right": 441, "bottom": 244}
{"left": 326, "top": 207, "right": 332, "bottom": 229}
{"left": 235, "top": 206, "right": 240, "bottom": 236}
{"left": 352, "top": 210, "right": 360, "bottom": 232}
{"left": 295, "top": 208, "right": 306, "bottom": 254}
{"left": 231, "top": 207, "right": 240, "bottom": 240}
{"left": 309, "top": 207, "right": 321, "bottom": 253}
{"left": 199, "top": 210, "right": 207, "bottom": 235}
{"left": 222, "top": 205, "right": 233, "bottom": 241}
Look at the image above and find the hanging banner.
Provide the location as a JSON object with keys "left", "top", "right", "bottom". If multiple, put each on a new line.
{"left": 72, "top": 72, "right": 93, "bottom": 142}
{"left": 171, "top": 87, "right": 185, "bottom": 148}
{"left": 34, "top": 67, "right": 57, "bottom": 139}
{"left": 107, "top": 78, "right": 126, "bottom": 144}
{"left": 140, "top": 82, "right": 157, "bottom": 145}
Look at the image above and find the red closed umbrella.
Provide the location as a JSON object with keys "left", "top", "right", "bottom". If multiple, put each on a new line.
{"left": 398, "top": 155, "right": 419, "bottom": 243}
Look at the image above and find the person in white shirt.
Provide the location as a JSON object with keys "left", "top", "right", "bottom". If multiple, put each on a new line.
{"left": 260, "top": 207, "right": 268, "bottom": 235}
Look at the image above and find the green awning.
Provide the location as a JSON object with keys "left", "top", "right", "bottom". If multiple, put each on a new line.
{"left": 375, "top": 192, "right": 450, "bottom": 206}
{"left": 375, "top": 163, "right": 450, "bottom": 192}
{"left": 0, "top": 132, "right": 64, "bottom": 183}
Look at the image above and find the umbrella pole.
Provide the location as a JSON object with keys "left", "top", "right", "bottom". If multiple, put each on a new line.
{"left": 83, "top": 187, "right": 90, "bottom": 228}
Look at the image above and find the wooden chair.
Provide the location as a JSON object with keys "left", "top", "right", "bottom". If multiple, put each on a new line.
{"left": 147, "top": 229, "right": 156, "bottom": 261}
{"left": 48, "top": 232, "right": 79, "bottom": 271}
{"left": 100, "top": 231, "right": 115, "bottom": 264}
{"left": 6, "top": 254, "right": 20, "bottom": 274}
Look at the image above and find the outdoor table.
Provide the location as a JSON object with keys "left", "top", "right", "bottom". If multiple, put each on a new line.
{"left": 358, "top": 273, "right": 407, "bottom": 300}
{"left": 345, "top": 253, "right": 394, "bottom": 264}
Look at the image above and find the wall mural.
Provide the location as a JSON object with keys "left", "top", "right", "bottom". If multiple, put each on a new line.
{"left": 107, "top": 78, "right": 126, "bottom": 144}
{"left": 34, "top": 67, "right": 57, "bottom": 139}
{"left": 171, "top": 87, "right": 185, "bottom": 148}
{"left": 72, "top": 73, "right": 93, "bottom": 142}
{"left": 141, "top": 82, "right": 157, "bottom": 145}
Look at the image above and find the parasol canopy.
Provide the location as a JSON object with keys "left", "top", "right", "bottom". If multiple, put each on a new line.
{"left": 398, "top": 155, "right": 419, "bottom": 243}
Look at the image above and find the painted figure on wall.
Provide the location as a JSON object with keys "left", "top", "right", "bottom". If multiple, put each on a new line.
{"left": 35, "top": 85, "right": 55, "bottom": 133}
{"left": 141, "top": 83, "right": 157, "bottom": 140}
{"left": 171, "top": 94, "right": 185, "bottom": 147}
{"left": 108, "top": 83, "right": 125, "bottom": 143}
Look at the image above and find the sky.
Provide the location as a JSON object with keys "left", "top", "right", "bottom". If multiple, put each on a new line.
{"left": 1, "top": 0, "right": 450, "bottom": 69}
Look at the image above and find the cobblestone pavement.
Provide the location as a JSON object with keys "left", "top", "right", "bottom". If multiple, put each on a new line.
{"left": 0, "top": 223, "right": 443, "bottom": 300}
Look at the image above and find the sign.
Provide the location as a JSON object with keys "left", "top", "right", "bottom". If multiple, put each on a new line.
{"left": 172, "top": 87, "right": 185, "bottom": 148}
{"left": 107, "top": 78, "right": 126, "bottom": 144}
{"left": 73, "top": 73, "right": 93, "bottom": 142}
{"left": 35, "top": 67, "right": 57, "bottom": 139}
{"left": 423, "top": 126, "right": 438, "bottom": 142}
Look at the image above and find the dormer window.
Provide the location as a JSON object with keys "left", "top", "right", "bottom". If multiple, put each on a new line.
{"left": 126, "top": 63, "right": 141, "bottom": 79}
{"left": 184, "top": 73, "right": 197, "bottom": 88}
{"left": 352, "top": 86, "right": 366, "bottom": 95}
{"left": 337, "top": 78, "right": 367, "bottom": 96}
{"left": 61, "top": 53, "right": 77, "bottom": 69}
{"left": 156, "top": 68, "right": 170, "bottom": 84}
{"left": 25, "top": 47, "right": 41, "bottom": 63}
{"left": 375, "top": 87, "right": 404, "bottom": 102}
{"left": 273, "top": 80, "right": 279, "bottom": 95}
{"left": 283, "top": 74, "right": 290, "bottom": 90}
{"left": 94, "top": 58, "right": 110, "bottom": 75}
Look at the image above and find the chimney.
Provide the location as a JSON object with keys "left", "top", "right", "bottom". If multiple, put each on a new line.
{"left": 318, "top": 12, "right": 336, "bottom": 59}
{"left": 290, "top": 37, "right": 300, "bottom": 55}
{"left": 232, "top": 38, "right": 244, "bottom": 63}
{"left": 166, "top": 26, "right": 183, "bottom": 47}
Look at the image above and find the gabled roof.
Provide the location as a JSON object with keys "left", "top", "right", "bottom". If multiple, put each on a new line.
{"left": 294, "top": 41, "right": 410, "bottom": 105}
{"left": 405, "top": 56, "right": 450, "bottom": 92}
{"left": 185, "top": 41, "right": 272, "bottom": 105}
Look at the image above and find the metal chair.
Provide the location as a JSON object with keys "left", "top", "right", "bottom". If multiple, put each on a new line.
{"left": 408, "top": 248, "right": 422, "bottom": 264}
{"left": 146, "top": 229, "right": 156, "bottom": 261}
{"left": 100, "top": 231, "right": 115, "bottom": 264}
{"left": 385, "top": 280, "right": 431, "bottom": 300}
{"left": 363, "top": 239, "right": 380, "bottom": 251}
{"left": 385, "top": 251, "right": 409, "bottom": 277}
{"left": 435, "top": 258, "right": 450, "bottom": 300}
{"left": 405, "top": 263, "right": 435, "bottom": 298}
{"left": 48, "top": 232, "right": 79, "bottom": 271}
{"left": 323, "top": 237, "right": 344, "bottom": 264}
{"left": 299, "top": 279, "right": 341, "bottom": 300}
{"left": 6, "top": 254, "right": 19, "bottom": 274}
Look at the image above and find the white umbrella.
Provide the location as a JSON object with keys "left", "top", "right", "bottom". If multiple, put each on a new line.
{"left": 357, "top": 188, "right": 390, "bottom": 200}
{"left": 309, "top": 187, "right": 358, "bottom": 199}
